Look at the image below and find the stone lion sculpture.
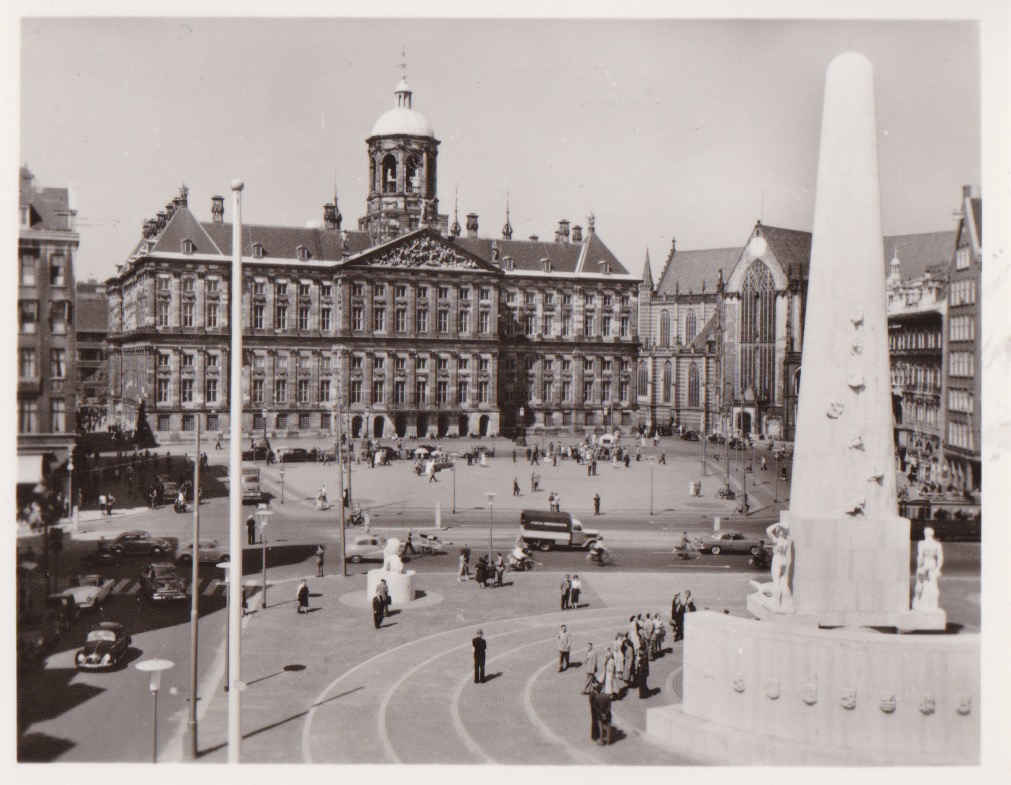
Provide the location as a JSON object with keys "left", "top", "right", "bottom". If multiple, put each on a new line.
{"left": 383, "top": 537, "right": 405, "bottom": 574}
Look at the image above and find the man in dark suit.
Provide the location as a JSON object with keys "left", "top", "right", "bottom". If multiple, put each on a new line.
{"left": 637, "top": 642, "right": 651, "bottom": 699}
{"left": 472, "top": 629, "right": 487, "bottom": 683}
{"left": 588, "top": 683, "right": 613, "bottom": 745}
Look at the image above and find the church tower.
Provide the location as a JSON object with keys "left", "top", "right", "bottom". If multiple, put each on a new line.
{"left": 359, "top": 62, "right": 446, "bottom": 243}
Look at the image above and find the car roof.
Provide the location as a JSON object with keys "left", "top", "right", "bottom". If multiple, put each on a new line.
{"left": 95, "top": 621, "right": 123, "bottom": 631}
{"left": 119, "top": 530, "right": 150, "bottom": 537}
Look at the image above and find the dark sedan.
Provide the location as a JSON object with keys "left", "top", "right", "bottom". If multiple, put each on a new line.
{"left": 242, "top": 444, "right": 276, "bottom": 462}
{"left": 279, "top": 447, "right": 314, "bottom": 463}
{"left": 109, "top": 530, "right": 173, "bottom": 557}
{"left": 699, "top": 530, "right": 765, "bottom": 556}
{"left": 75, "top": 621, "right": 132, "bottom": 671}
{"left": 680, "top": 430, "right": 700, "bottom": 441}
{"left": 140, "top": 562, "right": 188, "bottom": 602}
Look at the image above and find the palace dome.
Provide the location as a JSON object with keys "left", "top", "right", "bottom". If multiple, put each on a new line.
{"left": 370, "top": 77, "right": 435, "bottom": 138}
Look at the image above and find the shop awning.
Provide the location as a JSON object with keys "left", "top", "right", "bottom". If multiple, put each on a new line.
{"left": 17, "top": 454, "right": 43, "bottom": 485}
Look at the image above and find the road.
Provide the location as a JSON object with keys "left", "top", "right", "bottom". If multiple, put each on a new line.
{"left": 16, "top": 435, "right": 980, "bottom": 762}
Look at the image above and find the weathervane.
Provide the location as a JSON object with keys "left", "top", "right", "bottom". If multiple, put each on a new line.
{"left": 399, "top": 46, "right": 407, "bottom": 80}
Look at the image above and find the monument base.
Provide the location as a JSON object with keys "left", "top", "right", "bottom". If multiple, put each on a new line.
{"left": 645, "top": 611, "right": 979, "bottom": 765}
{"left": 746, "top": 591, "right": 947, "bottom": 631}
{"left": 366, "top": 569, "right": 416, "bottom": 605}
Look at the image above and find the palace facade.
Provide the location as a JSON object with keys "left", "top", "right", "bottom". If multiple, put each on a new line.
{"left": 106, "top": 77, "right": 641, "bottom": 441}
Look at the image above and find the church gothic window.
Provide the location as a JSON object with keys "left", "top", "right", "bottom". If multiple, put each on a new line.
{"left": 663, "top": 361, "right": 672, "bottom": 403}
{"left": 685, "top": 310, "right": 697, "bottom": 343}
{"left": 740, "top": 259, "right": 777, "bottom": 401}
{"left": 688, "top": 363, "right": 700, "bottom": 407}
{"left": 660, "top": 311, "right": 670, "bottom": 346}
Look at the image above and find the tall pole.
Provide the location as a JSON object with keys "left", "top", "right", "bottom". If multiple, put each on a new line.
{"left": 260, "top": 518, "right": 268, "bottom": 608}
{"left": 226, "top": 179, "right": 244, "bottom": 762}
{"left": 451, "top": 464, "right": 456, "bottom": 514}
{"left": 335, "top": 402, "right": 346, "bottom": 577}
{"left": 152, "top": 688, "right": 158, "bottom": 763}
{"left": 486, "top": 492, "right": 495, "bottom": 561}
{"left": 185, "top": 418, "right": 200, "bottom": 759}
{"left": 649, "top": 465, "right": 654, "bottom": 516}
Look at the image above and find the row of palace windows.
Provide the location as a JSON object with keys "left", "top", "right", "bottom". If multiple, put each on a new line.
{"left": 504, "top": 290, "right": 631, "bottom": 308}
{"left": 348, "top": 379, "right": 491, "bottom": 406}
{"left": 504, "top": 311, "right": 631, "bottom": 339}
{"left": 503, "top": 356, "right": 630, "bottom": 374}
{"left": 351, "top": 306, "right": 493, "bottom": 335}
{"left": 351, "top": 282, "right": 493, "bottom": 302}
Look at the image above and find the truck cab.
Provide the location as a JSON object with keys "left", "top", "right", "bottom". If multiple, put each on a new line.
{"left": 519, "top": 509, "right": 600, "bottom": 551}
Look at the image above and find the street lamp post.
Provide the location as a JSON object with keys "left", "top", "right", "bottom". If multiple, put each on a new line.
{"left": 135, "top": 658, "right": 174, "bottom": 763}
{"left": 256, "top": 504, "right": 272, "bottom": 608}
{"left": 649, "top": 464, "right": 654, "bottom": 516}
{"left": 261, "top": 408, "right": 268, "bottom": 461}
{"left": 279, "top": 467, "right": 285, "bottom": 504}
{"left": 67, "top": 452, "right": 74, "bottom": 530}
{"left": 451, "top": 463, "right": 456, "bottom": 514}
{"left": 185, "top": 418, "right": 201, "bottom": 760}
{"left": 486, "top": 492, "right": 496, "bottom": 561}
{"left": 334, "top": 402, "right": 347, "bottom": 577}
{"left": 217, "top": 560, "right": 231, "bottom": 692}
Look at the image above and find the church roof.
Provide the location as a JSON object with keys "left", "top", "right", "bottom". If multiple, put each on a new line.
{"left": 656, "top": 246, "right": 739, "bottom": 295}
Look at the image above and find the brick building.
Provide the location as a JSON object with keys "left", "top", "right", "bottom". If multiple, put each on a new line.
{"left": 75, "top": 279, "right": 109, "bottom": 424}
{"left": 943, "top": 185, "right": 982, "bottom": 494}
{"left": 17, "top": 166, "right": 79, "bottom": 493}
{"left": 106, "top": 76, "right": 640, "bottom": 441}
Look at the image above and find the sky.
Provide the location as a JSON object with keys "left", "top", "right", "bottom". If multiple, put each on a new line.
{"left": 19, "top": 17, "right": 980, "bottom": 284}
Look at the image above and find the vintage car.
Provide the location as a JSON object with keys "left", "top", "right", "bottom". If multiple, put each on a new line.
{"left": 109, "top": 530, "right": 173, "bottom": 557}
{"left": 345, "top": 535, "right": 387, "bottom": 563}
{"left": 75, "top": 621, "right": 132, "bottom": 671}
{"left": 63, "top": 574, "right": 116, "bottom": 610}
{"left": 699, "top": 530, "right": 765, "bottom": 556}
{"left": 242, "top": 443, "right": 275, "bottom": 462}
{"left": 140, "top": 562, "right": 189, "bottom": 602}
{"left": 82, "top": 541, "right": 123, "bottom": 567}
{"left": 680, "top": 430, "right": 701, "bottom": 441}
{"left": 278, "top": 447, "right": 314, "bottom": 463}
{"left": 175, "top": 538, "right": 229, "bottom": 565}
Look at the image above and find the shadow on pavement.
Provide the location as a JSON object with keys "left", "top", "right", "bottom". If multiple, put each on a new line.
{"left": 17, "top": 732, "right": 77, "bottom": 762}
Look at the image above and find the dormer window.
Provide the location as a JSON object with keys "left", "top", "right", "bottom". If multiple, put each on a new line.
{"left": 296, "top": 245, "right": 309, "bottom": 261}
{"left": 252, "top": 242, "right": 265, "bottom": 259}
{"left": 20, "top": 205, "right": 30, "bottom": 227}
{"left": 503, "top": 256, "right": 514, "bottom": 271}
{"left": 542, "top": 258, "right": 552, "bottom": 273}
{"left": 181, "top": 238, "right": 195, "bottom": 255}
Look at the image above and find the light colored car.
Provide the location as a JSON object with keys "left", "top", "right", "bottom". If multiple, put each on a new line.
{"left": 176, "top": 538, "right": 229, "bottom": 565}
{"left": 63, "top": 574, "right": 116, "bottom": 610}
{"left": 699, "top": 530, "right": 765, "bottom": 556}
{"left": 345, "top": 535, "right": 387, "bottom": 563}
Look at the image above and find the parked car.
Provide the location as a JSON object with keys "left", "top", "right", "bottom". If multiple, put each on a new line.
{"left": 279, "top": 447, "right": 314, "bottom": 463}
{"left": 75, "top": 621, "right": 132, "bottom": 671}
{"left": 109, "top": 530, "right": 173, "bottom": 558}
{"left": 139, "top": 562, "right": 188, "bottom": 602}
{"left": 680, "top": 430, "right": 700, "bottom": 441}
{"left": 345, "top": 535, "right": 387, "bottom": 563}
{"left": 176, "top": 538, "right": 229, "bottom": 565}
{"left": 699, "top": 530, "right": 765, "bottom": 556}
{"left": 413, "top": 445, "right": 438, "bottom": 458}
{"left": 63, "top": 574, "right": 116, "bottom": 610}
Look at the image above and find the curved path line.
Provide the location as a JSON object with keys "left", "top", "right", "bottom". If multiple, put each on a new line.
{"left": 301, "top": 603, "right": 644, "bottom": 763}
{"left": 522, "top": 657, "right": 602, "bottom": 765}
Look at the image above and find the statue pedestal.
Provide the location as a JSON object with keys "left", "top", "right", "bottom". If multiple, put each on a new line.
{"left": 645, "top": 611, "right": 979, "bottom": 764}
{"left": 366, "top": 569, "right": 416, "bottom": 605}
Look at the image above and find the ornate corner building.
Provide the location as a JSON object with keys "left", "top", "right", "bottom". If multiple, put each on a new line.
{"left": 105, "top": 76, "right": 641, "bottom": 441}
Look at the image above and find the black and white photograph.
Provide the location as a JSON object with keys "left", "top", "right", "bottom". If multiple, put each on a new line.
{"left": 8, "top": 1, "right": 1007, "bottom": 773}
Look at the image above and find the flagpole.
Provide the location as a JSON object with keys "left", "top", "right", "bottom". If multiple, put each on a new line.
{"left": 227, "top": 179, "right": 244, "bottom": 762}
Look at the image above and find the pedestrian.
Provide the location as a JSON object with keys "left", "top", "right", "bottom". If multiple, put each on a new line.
{"left": 659, "top": 452, "right": 666, "bottom": 465}
{"left": 372, "top": 588, "right": 385, "bottom": 628}
{"left": 586, "top": 461, "right": 592, "bottom": 477}
{"left": 472, "top": 629, "right": 487, "bottom": 684}
{"left": 530, "top": 471, "right": 536, "bottom": 493}
{"left": 404, "top": 529, "right": 417, "bottom": 555}
{"left": 611, "top": 636, "right": 625, "bottom": 697}
{"left": 557, "top": 624, "right": 572, "bottom": 672}
{"left": 624, "top": 453, "right": 631, "bottom": 468}
{"left": 621, "top": 634, "right": 635, "bottom": 688}
{"left": 655, "top": 612, "right": 667, "bottom": 656}
{"left": 588, "top": 682, "right": 603, "bottom": 744}
{"left": 671, "top": 593, "right": 684, "bottom": 641}
{"left": 560, "top": 574, "right": 572, "bottom": 610}
{"left": 457, "top": 550, "right": 468, "bottom": 582}
{"left": 494, "top": 552, "right": 505, "bottom": 586}
{"left": 760, "top": 456, "right": 768, "bottom": 471}
{"left": 512, "top": 448, "right": 517, "bottom": 463}
{"left": 475, "top": 555, "right": 489, "bottom": 588}
{"left": 583, "top": 643, "right": 599, "bottom": 694}
{"left": 570, "top": 574, "right": 582, "bottom": 608}
{"left": 105, "top": 492, "right": 116, "bottom": 517}
{"left": 593, "top": 493, "right": 601, "bottom": 515}
{"left": 644, "top": 613, "right": 656, "bottom": 660}
{"left": 513, "top": 478, "right": 520, "bottom": 496}
{"left": 297, "top": 579, "right": 310, "bottom": 614}
{"left": 593, "top": 683, "right": 614, "bottom": 745}
{"left": 378, "top": 579, "right": 391, "bottom": 613}
{"left": 315, "top": 545, "right": 325, "bottom": 577}
{"left": 637, "top": 638, "right": 651, "bottom": 698}
{"left": 247, "top": 514, "right": 257, "bottom": 545}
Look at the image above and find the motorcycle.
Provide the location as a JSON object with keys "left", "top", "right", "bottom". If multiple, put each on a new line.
{"left": 586, "top": 546, "right": 614, "bottom": 567}
{"left": 508, "top": 549, "right": 535, "bottom": 571}
{"left": 173, "top": 497, "right": 187, "bottom": 514}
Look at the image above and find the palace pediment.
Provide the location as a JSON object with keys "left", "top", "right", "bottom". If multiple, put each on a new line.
{"left": 344, "top": 229, "right": 501, "bottom": 274}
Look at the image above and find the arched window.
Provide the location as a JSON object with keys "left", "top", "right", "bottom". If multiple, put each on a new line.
{"left": 685, "top": 310, "right": 697, "bottom": 343}
{"left": 638, "top": 361, "right": 648, "bottom": 398}
{"left": 405, "top": 155, "right": 420, "bottom": 193}
{"left": 688, "top": 363, "right": 700, "bottom": 407}
{"left": 662, "top": 361, "right": 672, "bottom": 403}
{"left": 740, "top": 260, "right": 777, "bottom": 401}
{"left": 382, "top": 154, "right": 397, "bottom": 194}
{"left": 660, "top": 311, "right": 670, "bottom": 347}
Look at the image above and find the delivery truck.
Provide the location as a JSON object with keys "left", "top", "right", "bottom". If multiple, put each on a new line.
{"left": 519, "top": 509, "right": 600, "bottom": 551}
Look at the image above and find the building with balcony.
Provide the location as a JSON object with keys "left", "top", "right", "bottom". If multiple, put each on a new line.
{"left": 105, "top": 75, "right": 639, "bottom": 442}
{"left": 17, "top": 166, "right": 79, "bottom": 497}
{"left": 75, "top": 278, "right": 109, "bottom": 427}
{"left": 943, "top": 185, "right": 982, "bottom": 494}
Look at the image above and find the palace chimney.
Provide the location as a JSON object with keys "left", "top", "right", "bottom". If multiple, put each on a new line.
{"left": 571, "top": 224, "right": 583, "bottom": 243}
{"left": 555, "top": 219, "right": 570, "bottom": 243}
{"left": 466, "top": 212, "right": 479, "bottom": 239}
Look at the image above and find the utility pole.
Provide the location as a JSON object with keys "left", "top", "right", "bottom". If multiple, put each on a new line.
{"left": 185, "top": 417, "right": 200, "bottom": 759}
{"left": 335, "top": 401, "right": 347, "bottom": 577}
